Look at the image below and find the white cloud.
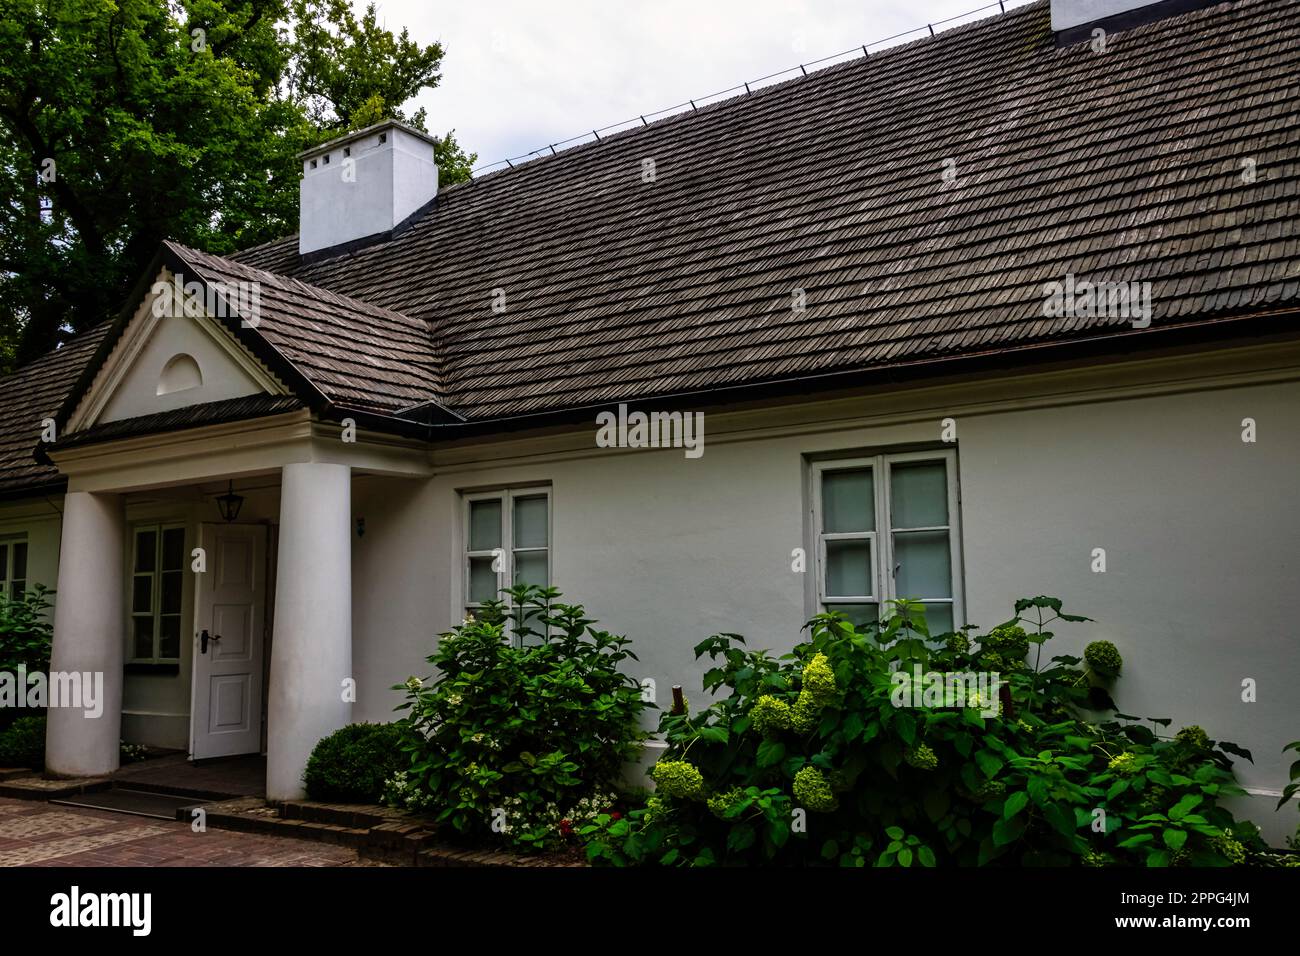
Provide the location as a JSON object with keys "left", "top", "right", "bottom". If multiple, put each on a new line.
{"left": 362, "top": 0, "right": 1037, "bottom": 173}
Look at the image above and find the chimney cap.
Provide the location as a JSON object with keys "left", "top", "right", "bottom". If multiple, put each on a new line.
{"left": 297, "top": 119, "right": 439, "bottom": 161}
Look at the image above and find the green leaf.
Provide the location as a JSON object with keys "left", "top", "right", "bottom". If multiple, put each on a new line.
{"left": 756, "top": 739, "right": 786, "bottom": 768}
{"left": 727, "top": 825, "right": 756, "bottom": 852}
{"left": 898, "top": 847, "right": 913, "bottom": 867}
{"left": 1002, "top": 791, "right": 1029, "bottom": 820}
{"left": 769, "top": 819, "right": 791, "bottom": 848}
{"left": 885, "top": 826, "right": 905, "bottom": 841}
{"left": 1168, "top": 794, "right": 1201, "bottom": 821}
{"left": 895, "top": 711, "right": 916, "bottom": 746}
{"left": 975, "top": 749, "right": 1004, "bottom": 780}
{"left": 1042, "top": 803, "right": 1076, "bottom": 838}
{"left": 992, "top": 815, "right": 1026, "bottom": 847}
{"left": 1217, "top": 741, "right": 1254, "bottom": 763}
{"left": 1163, "top": 829, "right": 1187, "bottom": 851}
{"left": 923, "top": 789, "right": 950, "bottom": 823}
{"left": 918, "top": 845, "right": 936, "bottom": 867}
{"left": 1117, "top": 834, "right": 1154, "bottom": 848}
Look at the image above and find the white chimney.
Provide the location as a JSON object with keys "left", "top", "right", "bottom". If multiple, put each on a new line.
{"left": 298, "top": 120, "right": 439, "bottom": 257}
{"left": 1045, "top": 0, "right": 1216, "bottom": 35}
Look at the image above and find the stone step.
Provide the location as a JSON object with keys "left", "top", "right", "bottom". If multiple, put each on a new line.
{"left": 198, "top": 796, "right": 583, "bottom": 866}
{"left": 0, "top": 774, "right": 111, "bottom": 800}
{"left": 275, "top": 799, "right": 406, "bottom": 829}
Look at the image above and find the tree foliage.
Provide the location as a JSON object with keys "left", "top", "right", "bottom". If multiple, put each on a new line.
{"left": 0, "top": 0, "right": 475, "bottom": 366}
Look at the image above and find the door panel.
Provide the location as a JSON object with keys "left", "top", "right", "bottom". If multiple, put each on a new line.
{"left": 210, "top": 675, "right": 251, "bottom": 733}
{"left": 192, "top": 524, "right": 266, "bottom": 759}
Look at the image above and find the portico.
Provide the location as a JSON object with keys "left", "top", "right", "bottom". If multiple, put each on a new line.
{"left": 41, "top": 409, "right": 430, "bottom": 800}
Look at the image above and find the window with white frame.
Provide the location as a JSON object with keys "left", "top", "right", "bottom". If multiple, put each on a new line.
{"left": 463, "top": 488, "right": 551, "bottom": 623}
{"left": 0, "top": 536, "right": 28, "bottom": 599}
{"left": 812, "top": 451, "right": 962, "bottom": 635}
{"left": 129, "top": 524, "right": 186, "bottom": 663}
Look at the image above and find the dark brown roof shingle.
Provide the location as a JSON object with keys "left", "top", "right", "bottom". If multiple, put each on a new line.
{"left": 0, "top": 324, "right": 111, "bottom": 497}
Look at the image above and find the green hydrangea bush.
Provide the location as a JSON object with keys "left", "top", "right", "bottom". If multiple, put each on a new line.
{"left": 0, "top": 585, "right": 53, "bottom": 673}
{"left": 583, "top": 597, "right": 1265, "bottom": 867}
{"left": 387, "top": 586, "right": 647, "bottom": 849}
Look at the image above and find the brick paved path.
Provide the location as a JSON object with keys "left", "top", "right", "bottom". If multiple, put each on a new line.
{"left": 0, "top": 798, "right": 373, "bottom": 867}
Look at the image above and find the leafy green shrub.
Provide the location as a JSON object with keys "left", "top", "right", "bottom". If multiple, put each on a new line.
{"left": 583, "top": 597, "right": 1261, "bottom": 867}
{"left": 388, "top": 586, "right": 647, "bottom": 848}
{"left": 304, "top": 722, "right": 410, "bottom": 803}
{"left": 0, "top": 586, "right": 53, "bottom": 673}
{"left": 0, "top": 715, "right": 45, "bottom": 769}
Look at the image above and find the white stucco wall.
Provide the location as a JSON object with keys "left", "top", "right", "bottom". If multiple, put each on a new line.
{"left": 348, "top": 351, "right": 1300, "bottom": 844}
{"left": 0, "top": 498, "right": 64, "bottom": 595}
{"left": 21, "top": 336, "right": 1298, "bottom": 843}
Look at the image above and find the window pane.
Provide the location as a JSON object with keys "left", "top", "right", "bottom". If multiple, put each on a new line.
{"left": 0, "top": 543, "right": 7, "bottom": 580}
{"left": 920, "top": 603, "right": 954, "bottom": 637}
{"left": 133, "top": 617, "right": 154, "bottom": 659}
{"left": 825, "top": 539, "right": 872, "bottom": 597}
{"left": 135, "top": 530, "right": 157, "bottom": 572}
{"left": 10, "top": 581, "right": 24, "bottom": 600}
{"left": 161, "top": 570, "right": 183, "bottom": 615}
{"left": 469, "top": 500, "right": 502, "bottom": 551}
{"left": 890, "top": 461, "right": 948, "bottom": 528}
{"left": 513, "top": 495, "right": 548, "bottom": 549}
{"left": 468, "top": 556, "right": 498, "bottom": 604}
{"left": 11, "top": 542, "right": 26, "bottom": 580}
{"left": 159, "top": 616, "right": 181, "bottom": 659}
{"left": 132, "top": 576, "right": 154, "bottom": 614}
{"left": 893, "top": 530, "right": 952, "bottom": 599}
{"left": 162, "top": 528, "right": 185, "bottom": 570}
{"left": 822, "top": 469, "right": 874, "bottom": 533}
{"left": 825, "top": 603, "right": 879, "bottom": 629}
{"left": 514, "top": 550, "right": 548, "bottom": 588}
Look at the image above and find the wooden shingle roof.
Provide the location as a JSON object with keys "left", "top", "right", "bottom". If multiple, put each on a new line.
{"left": 0, "top": 324, "right": 110, "bottom": 497}
{"left": 229, "top": 0, "right": 1300, "bottom": 420}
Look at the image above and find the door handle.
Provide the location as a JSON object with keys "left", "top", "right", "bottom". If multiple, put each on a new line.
{"left": 200, "top": 630, "right": 222, "bottom": 654}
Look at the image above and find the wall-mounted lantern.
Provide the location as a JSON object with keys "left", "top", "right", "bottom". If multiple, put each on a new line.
{"left": 216, "top": 480, "right": 245, "bottom": 523}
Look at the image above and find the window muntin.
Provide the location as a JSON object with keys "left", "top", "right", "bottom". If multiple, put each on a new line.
{"left": 130, "top": 524, "right": 186, "bottom": 662}
{"left": 463, "top": 488, "right": 551, "bottom": 624}
{"left": 0, "top": 536, "right": 28, "bottom": 599}
{"left": 813, "top": 452, "right": 961, "bottom": 634}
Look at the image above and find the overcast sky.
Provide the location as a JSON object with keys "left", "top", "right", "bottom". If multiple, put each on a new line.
{"left": 362, "top": 0, "right": 1037, "bottom": 175}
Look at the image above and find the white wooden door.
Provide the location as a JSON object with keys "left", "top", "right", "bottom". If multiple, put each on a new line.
{"left": 191, "top": 523, "right": 267, "bottom": 759}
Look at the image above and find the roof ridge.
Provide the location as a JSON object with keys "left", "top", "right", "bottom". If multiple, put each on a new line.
{"left": 167, "top": 240, "right": 423, "bottom": 325}
{"left": 459, "top": 0, "right": 1044, "bottom": 184}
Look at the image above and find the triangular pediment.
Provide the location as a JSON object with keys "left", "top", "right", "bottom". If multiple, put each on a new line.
{"left": 66, "top": 267, "right": 288, "bottom": 432}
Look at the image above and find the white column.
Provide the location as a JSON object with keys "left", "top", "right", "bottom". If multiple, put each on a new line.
{"left": 45, "top": 491, "right": 125, "bottom": 778}
{"left": 267, "top": 462, "right": 352, "bottom": 800}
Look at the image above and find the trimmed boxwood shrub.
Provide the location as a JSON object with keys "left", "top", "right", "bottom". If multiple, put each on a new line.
{"left": 304, "top": 722, "right": 409, "bottom": 803}
{"left": 0, "top": 715, "right": 45, "bottom": 769}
